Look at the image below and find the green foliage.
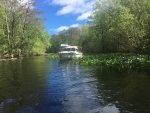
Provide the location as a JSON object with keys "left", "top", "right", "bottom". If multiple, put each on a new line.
{"left": 48, "top": 0, "right": 150, "bottom": 54}
{"left": 73, "top": 0, "right": 150, "bottom": 54}
{"left": 47, "top": 54, "right": 59, "bottom": 60}
{"left": 72, "top": 54, "right": 150, "bottom": 71}
{"left": 47, "top": 27, "right": 81, "bottom": 53}
{"left": 0, "top": 2, "right": 6, "bottom": 54}
{"left": 0, "top": 0, "right": 51, "bottom": 58}
{"left": 28, "top": 0, "right": 150, "bottom": 55}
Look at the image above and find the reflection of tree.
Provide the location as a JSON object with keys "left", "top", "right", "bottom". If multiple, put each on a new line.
{"left": 94, "top": 67, "right": 150, "bottom": 112}
{"left": 94, "top": 67, "right": 123, "bottom": 105}
{"left": 0, "top": 57, "right": 51, "bottom": 112}
{"left": 122, "top": 73, "right": 150, "bottom": 109}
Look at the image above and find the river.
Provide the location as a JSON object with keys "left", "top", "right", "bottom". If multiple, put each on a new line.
{"left": 0, "top": 56, "right": 150, "bottom": 113}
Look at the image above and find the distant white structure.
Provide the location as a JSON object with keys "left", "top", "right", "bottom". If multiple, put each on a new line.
{"left": 58, "top": 44, "right": 83, "bottom": 60}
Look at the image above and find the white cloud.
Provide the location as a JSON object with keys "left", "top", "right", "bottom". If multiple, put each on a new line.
{"left": 18, "top": 0, "right": 34, "bottom": 9}
{"left": 48, "top": 0, "right": 96, "bottom": 20}
{"left": 70, "top": 24, "right": 80, "bottom": 27}
{"left": 55, "top": 26, "right": 69, "bottom": 32}
{"left": 77, "top": 11, "right": 92, "bottom": 20}
{"left": 57, "top": 5, "right": 74, "bottom": 15}
{"left": 18, "top": 0, "right": 28, "bottom": 4}
{"left": 51, "top": 0, "right": 84, "bottom": 6}
{"left": 55, "top": 24, "right": 80, "bottom": 32}
{"left": 18, "top": 0, "right": 32, "bottom": 5}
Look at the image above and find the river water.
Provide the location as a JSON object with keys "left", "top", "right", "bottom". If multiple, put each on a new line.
{"left": 0, "top": 56, "right": 150, "bottom": 113}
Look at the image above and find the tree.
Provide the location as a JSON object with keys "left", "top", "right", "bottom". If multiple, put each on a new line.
{"left": 120, "top": 0, "right": 150, "bottom": 53}
{"left": 48, "top": 27, "right": 81, "bottom": 53}
{"left": 46, "top": 34, "right": 61, "bottom": 53}
{"left": 80, "top": 0, "right": 150, "bottom": 54}
{"left": 0, "top": 2, "right": 6, "bottom": 56}
{"left": 0, "top": 0, "right": 51, "bottom": 58}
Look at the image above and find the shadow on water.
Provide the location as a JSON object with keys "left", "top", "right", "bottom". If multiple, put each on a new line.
{"left": 94, "top": 67, "right": 150, "bottom": 113}
{"left": 0, "top": 57, "right": 150, "bottom": 113}
{"left": 0, "top": 56, "right": 51, "bottom": 113}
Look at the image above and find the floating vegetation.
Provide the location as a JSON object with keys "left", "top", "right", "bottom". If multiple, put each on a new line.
{"left": 47, "top": 54, "right": 59, "bottom": 60}
{"left": 72, "top": 53, "right": 150, "bottom": 71}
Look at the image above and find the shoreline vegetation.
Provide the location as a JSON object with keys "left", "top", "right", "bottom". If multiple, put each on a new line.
{"left": 0, "top": 53, "right": 54, "bottom": 60}
{"left": 1, "top": 0, "right": 150, "bottom": 69}
{"left": 2, "top": 52, "right": 150, "bottom": 71}
{"left": 48, "top": 53, "right": 150, "bottom": 71}
{"left": 72, "top": 53, "right": 150, "bottom": 71}
{"left": 46, "top": 0, "right": 150, "bottom": 72}
{"left": 47, "top": 54, "right": 59, "bottom": 60}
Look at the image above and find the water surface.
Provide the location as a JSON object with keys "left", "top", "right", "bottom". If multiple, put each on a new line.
{"left": 0, "top": 57, "right": 150, "bottom": 113}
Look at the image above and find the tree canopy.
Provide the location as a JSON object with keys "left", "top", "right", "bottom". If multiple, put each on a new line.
{"left": 49, "top": 0, "right": 150, "bottom": 54}
{"left": 0, "top": 0, "right": 51, "bottom": 58}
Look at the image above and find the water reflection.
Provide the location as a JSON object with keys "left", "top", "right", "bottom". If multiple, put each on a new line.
{"left": 94, "top": 67, "right": 150, "bottom": 113}
{"left": 32, "top": 60, "right": 120, "bottom": 113}
{"left": 0, "top": 58, "right": 150, "bottom": 113}
{"left": 35, "top": 60, "right": 101, "bottom": 113}
{"left": 121, "top": 72, "right": 150, "bottom": 112}
{"left": 0, "top": 57, "right": 51, "bottom": 113}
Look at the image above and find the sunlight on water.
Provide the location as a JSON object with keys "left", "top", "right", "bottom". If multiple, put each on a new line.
{"left": 0, "top": 57, "right": 150, "bottom": 113}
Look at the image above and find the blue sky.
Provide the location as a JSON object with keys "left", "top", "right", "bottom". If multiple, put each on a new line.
{"left": 34, "top": 0, "right": 96, "bottom": 34}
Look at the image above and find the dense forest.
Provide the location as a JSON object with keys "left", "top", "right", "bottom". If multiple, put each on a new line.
{"left": 0, "top": 0, "right": 51, "bottom": 58}
{"left": 48, "top": 0, "right": 150, "bottom": 54}
{"left": 1, "top": 0, "right": 150, "bottom": 58}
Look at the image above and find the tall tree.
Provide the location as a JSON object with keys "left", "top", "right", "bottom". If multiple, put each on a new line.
{"left": 81, "top": 0, "right": 150, "bottom": 54}
{"left": 0, "top": 2, "right": 6, "bottom": 55}
{"left": 120, "top": 0, "right": 150, "bottom": 53}
{"left": 0, "top": 0, "right": 51, "bottom": 57}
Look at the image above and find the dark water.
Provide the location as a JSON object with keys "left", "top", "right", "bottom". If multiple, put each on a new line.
{"left": 0, "top": 57, "right": 150, "bottom": 113}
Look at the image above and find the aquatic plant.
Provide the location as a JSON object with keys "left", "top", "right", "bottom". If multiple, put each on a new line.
{"left": 72, "top": 53, "right": 150, "bottom": 71}
{"left": 47, "top": 54, "right": 59, "bottom": 60}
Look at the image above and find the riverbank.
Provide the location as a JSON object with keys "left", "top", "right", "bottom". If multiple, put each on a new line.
{"left": 72, "top": 53, "right": 150, "bottom": 71}
{"left": 47, "top": 54, "right": 59, "bottom": 60}
{"left": 0, "top": 53, "right": 54, "bottom": 61}
{"left": 0, "top": 58, "right": 18, "bottom": 61}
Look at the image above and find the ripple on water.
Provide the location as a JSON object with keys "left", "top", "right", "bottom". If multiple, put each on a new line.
{"left": 2, "top": 59, "right": 150, "bottom": 113}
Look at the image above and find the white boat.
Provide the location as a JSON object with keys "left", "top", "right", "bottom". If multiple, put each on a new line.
{"left": 58, "top": 44, "right": 83, "bottom": 60}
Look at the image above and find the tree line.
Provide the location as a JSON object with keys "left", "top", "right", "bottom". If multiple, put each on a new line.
{"left": 48, "top": 0, "right": 150, "bottom": 54}
{"left": 46, "top": 27, "right": 81, "bottom": 53}
{"left": 0, "top": 0, "right": 51, "bottom": 58}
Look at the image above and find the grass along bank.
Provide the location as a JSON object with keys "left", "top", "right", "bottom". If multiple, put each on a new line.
{"left": 72, "top": 53, "right": 150, "bottom": 71}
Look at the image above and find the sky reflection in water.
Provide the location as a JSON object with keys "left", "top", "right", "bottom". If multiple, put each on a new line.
{"left": 1, "top": 57, "right": 150, "bottom": 113}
